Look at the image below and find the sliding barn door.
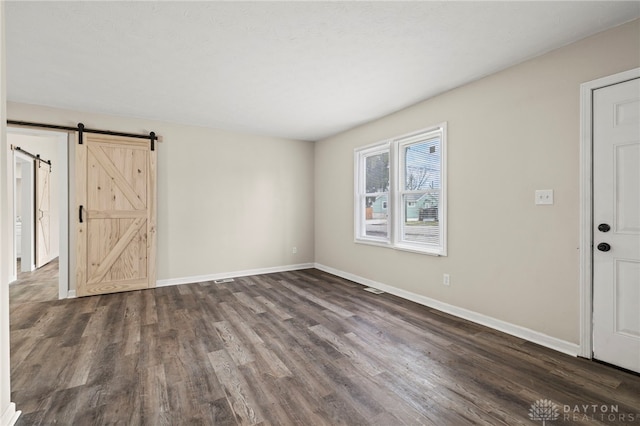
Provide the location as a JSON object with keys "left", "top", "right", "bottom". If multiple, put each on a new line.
{"left": 35, "top": 161, "right": 52, "bottom": 268}
{"left": 76, "top": 134, "right": 156, "bottom": 297}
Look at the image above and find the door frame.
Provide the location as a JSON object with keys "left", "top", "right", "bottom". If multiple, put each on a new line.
{"left": 13, "top": 151, "right": 35, "bottom": 277}
{"left": 578, "top": 67, "right": 640, "bottom": 359}
{"left": 7, "top": 127, "right": 70, "bottom": 299}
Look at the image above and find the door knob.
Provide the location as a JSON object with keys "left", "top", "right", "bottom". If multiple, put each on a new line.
{"left": 597, "top": 242, "right": 611, "bottom": 252}
{"left": 598, "top": 223, "right": 611, "bottom": 232}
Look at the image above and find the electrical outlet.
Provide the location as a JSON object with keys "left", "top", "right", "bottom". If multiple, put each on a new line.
{"left": 292, "top": 247, "right": 298, "bottom": 254}
{"left": 443, "top": 274, "right": 450, "bottom": 286}
{"left": 535, "top": 189, "right": 554, "bottom": 205}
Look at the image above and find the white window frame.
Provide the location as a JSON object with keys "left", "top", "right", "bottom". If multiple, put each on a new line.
{"left": 354, "top": 142, "right": 391, "bottom": 246}
{"left": 354, "top": 123, "right": 447, "bottom": 256}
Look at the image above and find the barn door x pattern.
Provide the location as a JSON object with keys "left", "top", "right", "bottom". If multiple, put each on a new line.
{"left": 77, "top": 133, "right": 156, "bottom": 297}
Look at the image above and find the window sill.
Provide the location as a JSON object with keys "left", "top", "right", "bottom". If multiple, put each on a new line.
{"left": 394, "top": 243, "right": 445, "bottom": 257}
{"left": 354, "top": 238, "right": 391, "bottom": 248}
{"left": 354, "top": 238, "right": 445, "bottom": 257}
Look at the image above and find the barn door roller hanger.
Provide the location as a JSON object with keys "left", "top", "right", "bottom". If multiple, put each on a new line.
{"left": 11, "top": 145, "right": 52, "bottom": 172}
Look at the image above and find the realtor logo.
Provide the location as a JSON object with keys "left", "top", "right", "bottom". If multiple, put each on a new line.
{"left": 529, "top": 399, "right": 560, "bottom": 425}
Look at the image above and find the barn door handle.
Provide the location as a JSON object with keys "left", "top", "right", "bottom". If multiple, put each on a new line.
{"left": 79, "top": 205, "right": 84, "bottom": 223}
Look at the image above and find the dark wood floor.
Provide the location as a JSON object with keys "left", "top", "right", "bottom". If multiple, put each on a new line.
{"left": 10, "top": 268, "right": 640, "bottom": 425}
{"left": 10, "top": 258, "right": 59, "bottom": 304}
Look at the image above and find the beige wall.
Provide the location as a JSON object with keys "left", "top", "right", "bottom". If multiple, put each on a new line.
{"left": 314, "top": 19, "right": 640, "bottom": 345}
{"left": 7, "top": 102, "right": 315, "bottom": 286}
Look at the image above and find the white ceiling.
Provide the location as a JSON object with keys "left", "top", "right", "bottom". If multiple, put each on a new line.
{"left": 5, "top": 1, "right": 640, "bottom": 141}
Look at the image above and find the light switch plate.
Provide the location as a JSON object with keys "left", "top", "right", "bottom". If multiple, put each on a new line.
{"left": 535, "top": 189, "right": 554, "bottom": 205}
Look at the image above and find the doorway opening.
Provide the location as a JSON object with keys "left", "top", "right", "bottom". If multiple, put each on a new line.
{"left": 8, "top": 127, "right": 69, "bottom": 301}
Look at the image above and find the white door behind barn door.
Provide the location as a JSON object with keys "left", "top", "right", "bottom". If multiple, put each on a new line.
{"left": 592, "top": 77, "right": 640, "bottom": 373}
{"left": 35, "top": 160, "right": 52, "bottom": 268}
{"left": 76, "top": 133, "right": 157, "bottom": 297}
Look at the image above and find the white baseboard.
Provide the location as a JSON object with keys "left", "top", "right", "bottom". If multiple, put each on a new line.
{"left": 314, "top": 263, "right": 580, "bottom": 357}
{"left": 66, "top": 289, "right": 76, "bottom": 299}
{"left": 0, "top": 403, "right": 20, "bottom": 426}
{"left": 156, "top": 263, "right": 315, "bottom": 288}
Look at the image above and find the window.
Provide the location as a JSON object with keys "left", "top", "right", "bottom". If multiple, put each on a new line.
{"left": 354, "top": 144, "right": 390, "bottom": 241}
{"left": 354, "top": 123, "right": 447, "bottom": 256}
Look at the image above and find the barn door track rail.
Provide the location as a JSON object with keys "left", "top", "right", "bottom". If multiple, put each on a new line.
{"left": 11, "top": 145, "right": 52, "bottom": 171}
{"left": 7, "top": 120, "right": 158, "bottom": 151}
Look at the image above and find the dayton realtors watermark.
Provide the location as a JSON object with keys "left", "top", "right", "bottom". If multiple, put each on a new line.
{"left": 529, "top": 399, "right": 639, "bottom": 424}
{"left": 563, "top": 404, "right": 638, "bottom": 423}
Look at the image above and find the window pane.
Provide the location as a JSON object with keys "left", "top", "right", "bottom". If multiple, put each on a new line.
{"left": 366, "top": 152, "right": 389, "bottom": 193}
{"left": 364, "top": 195, "right": 388, "bottom": 239}
{"left": 402, "top": 191, "right": 439, "bottom": 244}
{"left": 404, "top": 139, "right": 440, "bottom": 191}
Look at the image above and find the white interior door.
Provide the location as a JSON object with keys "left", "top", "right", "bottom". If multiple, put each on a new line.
{"left": 592, "top": 77, "right": 640, "bottom": 373}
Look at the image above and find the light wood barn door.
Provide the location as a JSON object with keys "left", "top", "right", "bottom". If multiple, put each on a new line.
{"left": 35, "top": 161, "right": 51, "bottom": 268}
{"left": 76, "top": 134, "right": 156, "bottom": 297}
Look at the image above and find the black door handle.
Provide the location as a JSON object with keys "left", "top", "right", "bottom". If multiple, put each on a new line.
{"left": 597, "top": 242, "right": 611, "bottom": 252}
{"left": 598, "top": 223, "right": 611, "bottom": 232}
{"left": 79, "top": 205, "right": 84, "bottom": 223}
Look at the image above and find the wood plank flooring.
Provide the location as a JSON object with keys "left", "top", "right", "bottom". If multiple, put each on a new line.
{"left": 9, "top": 258, "right": 59, "bottom": 304}
{"left": 10, "top": 268, "right": 640, "bottom": 425}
